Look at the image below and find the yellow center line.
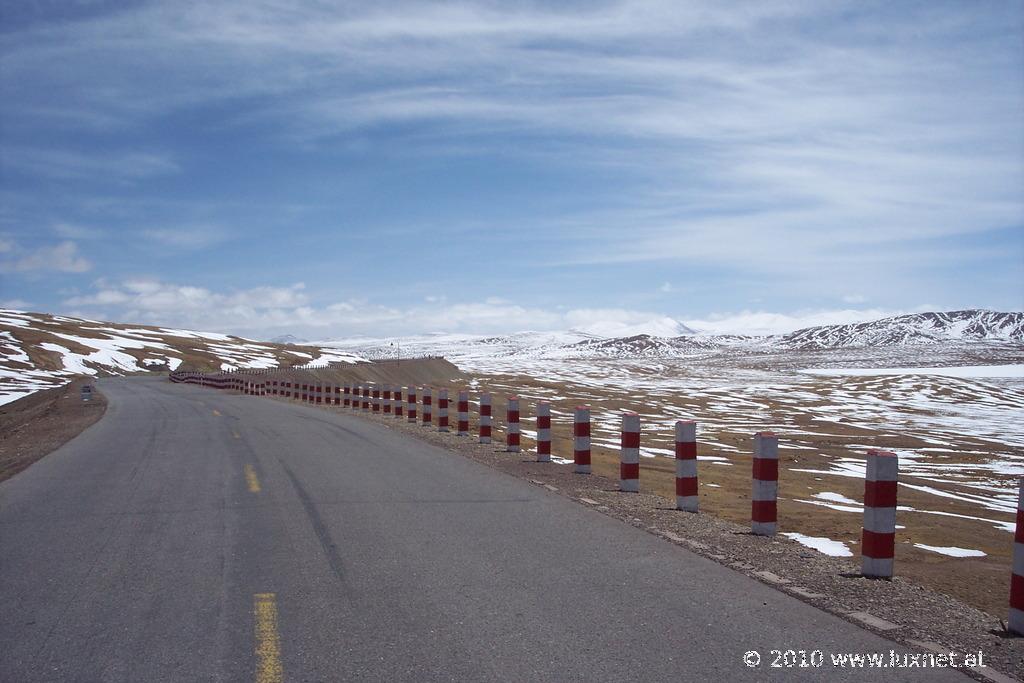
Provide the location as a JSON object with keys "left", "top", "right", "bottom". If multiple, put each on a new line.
{"left": 244, "top": 464, "right": 262, "bottom": 493}
{"left": 212, "top": 409, "right": 221, "bottom": 416}
{"left": 253, "top": 593, "right": 283, "bottom": 683}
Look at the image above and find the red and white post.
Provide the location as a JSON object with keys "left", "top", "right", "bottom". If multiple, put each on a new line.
{"left": 574, "top": 406, "right": 591, "bottom": 474}
{"left": 457, "top": 390, "right": 469, "bottom": 436}
{"left": 620, "top": 412, "right": 640, "bottom": 492}
{"left": 362, "top": 384, "right": 370, "bottom": 411}
{"left": 372, "top": 386, "right": 380, "bottom": 413}
{"left": 479, "top": 393, "right": 492, "bottom": 443}
{"left": 506, "top": 396, "right": 520, "bottom": 452}
{"left": 407, "top": 386, "right": 417, "bottom": 422}
{"left": 675, "top": 421, "right": 698, "bottom": 512}
{"left": 1010, "top": 478, "right": 1024, "bottom": 634}
{"left": 751, "top": 432, "right": 779, "bottom": 536}
{"left": 862, "top": 449, "right": 898, "bottom": 578}
{"left": 536, "top": 401, "right": 551, "bottom": 462}
{"left": 383, "top": 384, "right": 392, "bottom": 415}
{"left": 422, "top": 387, "right": 432, "bottom": 425}
{"left": 393, "top": 386, "right": 403, "bottom": 417}
{"left": 342, "top": 383, "right": 350, "bottom": 407}
{"left": 438, "top": 388, "right": 449, "bottom": 432}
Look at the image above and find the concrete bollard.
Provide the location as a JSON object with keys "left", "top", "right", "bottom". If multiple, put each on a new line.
{"left": 438, "top": 388, "right": 449, "bottom": 432}
{"left": 751, "top": 432, "right": 779, "bottom": 536}
{"left": 536, "top": 401, "right": 551, "bottom": 462}
{"left": 862, "top": 449, "right": 898, "bottom": 578}
{"left": 362, "top": 384, "right": 370, "bottom": 411}
{"left": 422, "top": 387, "right": 433, "bottom": 425}
{"left": 574, "top": 406, "right": 591, "bottom": 474}
{"left": 620, "top": 412, "right": 640, "bottom": 492}
{"left": 479, "top": 393, "right": 492, "bottom": 443}
{"left": 383, "top": 384, "right": 392, "bottom": 414}
{"left": 457, "top": 390, "right": 469, "bottom": 436}
{"left": 316, "top": 383, "right": 323, "bottom": 405}
{"left": 675, "top": 421, "right": 699, "bottom": 512}
{"left": 1011, "top": 478, "right": 1024, "bottom": 634}
{"left": 407, "top": 386, "right": 417, "bottom": 422}
{"left": 343, "top": 383, "right": 351, "bottom": 406}
{"left": 300, "top": 383, "right": 307, "bottom": 402}
{"left": 506, "top": 396, "right": 521, "bottom": 452}
{"left": 333, "top": 385, "right": 341, "bottom": 406}
{"left": 393, "top": 386, "right": 403, "bottom": 417}
{"left": 372, "top": 386, "right": 380, "bottom": 413}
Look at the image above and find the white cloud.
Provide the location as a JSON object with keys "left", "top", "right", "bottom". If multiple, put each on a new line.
{"left": 0, "top": 241, "right": 92, "bottom": 273}
{"left": 142, "top": 227, "right": 230, "bottom": 250}
{"left": 842, "top": 294, "right": 867, "bottom": 304}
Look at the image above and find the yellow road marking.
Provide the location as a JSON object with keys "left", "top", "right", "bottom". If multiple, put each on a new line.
{"left": 253, "top": 593, "right": 283, "bottom": 683}
{"left": 244, "top": 464, "right": 262, "bottom": 493}
{"left": 213, "top": 409, "right": 221, "bottom": 416}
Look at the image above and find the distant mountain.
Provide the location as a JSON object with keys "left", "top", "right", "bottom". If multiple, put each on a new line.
{"left": 0, "top": 310, "right": 366, "bottom": 405}
{"left": 270, "top": 334, "right": 309, "bottom": 345}
{"left": 775, "top": 310, "right": 1023, "bottom": 350}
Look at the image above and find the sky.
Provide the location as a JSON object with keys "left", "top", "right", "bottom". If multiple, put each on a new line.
{"left": 1, "top": 0, "right": 1022, "bottom": 339}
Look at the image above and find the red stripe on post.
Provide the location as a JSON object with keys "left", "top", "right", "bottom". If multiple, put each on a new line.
{"left": 752, "top": 458, "right": 778, "bottom": 481}
{"left": 622, "top": 432, "right": 640, "bottom": 449}
{"left": 1012, "top": 573, "right": 1024, "bottom": 610}
{"left": 751, "top": 500, "right": 777, "bottom": 523}
{"left": 675, "top": 441, "right": 696, "bottom": 459}
{"left": 864, "top": 480, "right": 898, "bottom": 508}
{"left": 574, "top": 423, "right": 590, "bottom": 437}
{"left": 538, "top": 416, "right": 550, "bottom": 429}
{"left": 620, "top": 463, "right": 639, "bottom": 479}
{"left": 676, "top": 478, "right": 698, "bottom": 497}
{"left": 861, "top": 529, "right": 896, "bottom": 559}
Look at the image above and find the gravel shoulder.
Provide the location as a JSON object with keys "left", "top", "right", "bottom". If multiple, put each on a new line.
{"left": 0, "top": 378, "right": 107, "bottom": 483}
{"left": 325, "top": 401, "right": 1024, "bottom": 682}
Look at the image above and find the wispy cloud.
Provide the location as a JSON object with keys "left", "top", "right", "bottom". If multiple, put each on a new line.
{"left": 0, "top": 240, "right": 92, "bottom": 273}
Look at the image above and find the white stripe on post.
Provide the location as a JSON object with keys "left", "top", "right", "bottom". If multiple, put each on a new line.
{"left": 620, "top": 412, "right": 640, "bottom": 492}
{"left": 1010, "top": 478, "right": 1024, "bottom": 634}
{"left": 536, "top": 401, "right": 551, "bottom": 463}
{"left": 479, "top": 393, "right": 492, "bottom": 443}
{"left": 675, "top": 421, "right": 698, "bottom": 512}
{"left": 506, "top": 396, "right": 520, "bottom": 452}
{"left": 862, "top": 449, "right": 898, "bottom": 578}
{"left": 573, "top": 406, "right": 591, "bottom": 474}
{"left": 751, "top": 432, "right": 779, "bottom": 536}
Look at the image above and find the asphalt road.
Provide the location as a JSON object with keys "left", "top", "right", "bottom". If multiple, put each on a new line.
{"left": 0, "top": 376, "right": 970, "bottom": 682}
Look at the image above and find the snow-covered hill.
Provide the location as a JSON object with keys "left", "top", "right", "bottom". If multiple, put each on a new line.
{"left": 775, "top": 310, "right": 1023, "bottom": 349}
{"left": 0, "top": 310, "right": 365, "bottom": 405}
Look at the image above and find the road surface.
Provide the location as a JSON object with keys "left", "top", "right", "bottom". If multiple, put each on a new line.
{"left": 0, "top": 376, "right": 970, "bottom": 681}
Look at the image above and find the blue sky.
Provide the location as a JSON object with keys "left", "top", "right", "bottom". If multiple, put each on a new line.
{"left": 1, "top": 1, "right": 1022, "bottom": 338}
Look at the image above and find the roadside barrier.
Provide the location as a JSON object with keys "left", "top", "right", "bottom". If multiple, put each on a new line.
{"left": 362, "top": 384, "right": 370, "bottom": 411}
{"left": 383, "top": 384, "right": 392, "bottom": 414}
{"left": 438, "top": 388, "right": 449, "bottom": 432}
{"left": 343, "top": 383, "right": 351, "bottom": 407}
{"left": 479, "top": 393, "right": 492, "bottom": 443}
{"left": 862, "top": 449, "right": 898, "bottom": 578}
{"left": 506, "top": 396, "right": 521, "bottom": 452}
{"left": 407, "top": 386, "right": 417, "bottom": 422}
{"left": 372, "top": 386, "right": 380, "bottom": 413}
{"left": 536, "top": 401, "right": 551, "bottom": 462}
{"left": 620, "top": 412, "right": 640, "bottom": 492}
{"left": 752, "top": 432, "right": 779, "bottom": 536}
{"left": 574, "top": 406, "right": 591, "bottom": 474}
{"left": 422, "top": 387, "right": 432, "bottom": 425}
{"left": 675, "top": 421, "right": 698, "bottom": 512}
{"left": 393, "top": 386, "right": 403, "bottom": 417}
{"left": 1011, "top": 478, "right": 1024, "bottom": 634}
{"left": 457, "top": 390, "right": 469, "bottom": 436}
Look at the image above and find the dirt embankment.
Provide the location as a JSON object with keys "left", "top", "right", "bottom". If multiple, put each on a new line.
{"left": 0, "top": 378, "right": 107, "bottom": 483}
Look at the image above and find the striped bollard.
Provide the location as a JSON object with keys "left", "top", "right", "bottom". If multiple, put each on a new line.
{"left": 506, "top": 396, "right": 520, "bottom": 452}
{"left": 301, "top": 383, "right": 307, "bottom": 401}
{"left": 383, "top": 384, "right": 392, "bottom": 414}
{"left": 334, "top": 385, "right": 341, "bottom": 405}
{"left": 675, "top": 421, "right": 698, "bottom": 512}
{"left": 362, "top": 384, "right": 370, "bottom": 411}
{"left": 574, "top": 406, "right": 591, "bottom": 474}
{"left": 407, "top": 386, "right": 417, "bottom": 422}
{"left": 316, "top": 383, "right": 323, "bottom": 405}
{"left": 457, "top": 390, "right": 469, "bottom": 436}
{"left": 479, "top": 393, "right": 492, "bottom": 443}
{"left": 393, "top": 386, "right": 403, "bottom": 417}
{"left": 536, "top": 402, "right": 551, "bottom": 462}
{"left": 751, "top": 432, "right": 778, "bottom": 536}
{"left": 422, "top": 387, "right": 432, "bottom": 425}
{"left": 372, "top": 386, "right": 380, "bottom": 413}
{"left": 438, "top": 389, "right": 449, "bottom": 432}
{"left": 862, "top": 449, "right": 898, "bottom": 578}
{"left": 1010, "top": 478, "right": 1024, "bottom": 634}
{"left": 620, "top": 412, "right": 640, "bottom": 492}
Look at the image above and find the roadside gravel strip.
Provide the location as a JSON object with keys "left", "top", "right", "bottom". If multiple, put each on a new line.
{"left": 330, "top": 400, "right": 1024, "bottom": 682}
